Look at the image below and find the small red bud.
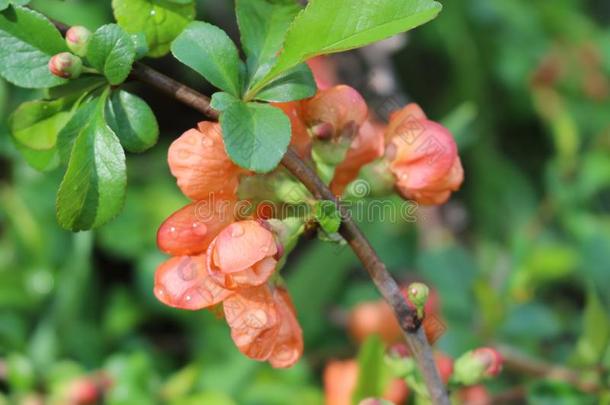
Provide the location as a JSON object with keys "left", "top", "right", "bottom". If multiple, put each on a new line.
{"left": 453, "top": 347, "right": 503, "bottom": 385}
{"left": 472, "top": 347, "right": 503, "bottom": 377}
{"left": 66, "top": 26, "right": 92, "bottom": 57}
{"left": 48, "top": 52, "right": 82, "bottom": 79}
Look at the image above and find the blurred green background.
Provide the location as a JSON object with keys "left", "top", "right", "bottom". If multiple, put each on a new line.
{"left": 1, "top": 0, "right": 609, "bottom": 404}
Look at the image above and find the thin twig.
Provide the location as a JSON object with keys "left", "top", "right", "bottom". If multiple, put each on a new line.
{"left": 48, "top": 17, "right": 449, "bottom": 404}
{"left": 498, "top": 345, "right": 601, "bottom": 394}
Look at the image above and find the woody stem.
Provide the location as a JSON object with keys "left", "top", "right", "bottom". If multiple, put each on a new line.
{"left": 132, "top": 63, "right": 449, "bottom": 404}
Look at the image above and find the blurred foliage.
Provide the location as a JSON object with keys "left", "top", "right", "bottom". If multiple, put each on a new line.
{"left": 1, "top": 0, "right": 609, "bottom": 403}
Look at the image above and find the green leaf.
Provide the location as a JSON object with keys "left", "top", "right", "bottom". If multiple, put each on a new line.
{"left": 236, "top": 0, "right": 301, "bottom": 83}
{"left": 9, "top": 97, "right": 75, "bottom": 150}
{"left": 572, "top": 288, "right": 610, "bottom": 366}
{"left": 0, "top": 6, "right": 68, "bottom": 88}
{"left": 353, "top": 335, "right": 391, "bottom": 403}
{"left": 220, "top": 101, "right": 290, "bottom": 172}
{"left": 44, "top": 76, "right": 106, "bottom": 100}
{"left": 105, "top": 90, "right": 159, "bottom": 153}
{"left": 259, "top": 0, "right": 442, "bottom": 88}
{"left": 210, "top": 91, "right": 239, "bottom": 112}
{"left": 315, "top": 200, "right": 342, "bottom": 234}
{"left": 57, "top": 99, "right": 98, "bottom": 163}
{"left": 254, "top": 63, "right": 316, "bottom": 102}
{"left": 171, "top": 21, "right": 244, "bottom": 96}
{"left": 87, "top": 24, "right": 136, "bottom": 85}
{"left": 112, "top": 0, "right": 195, "bottom": 58}
{"left": 12, "top": 137, "right": 60, "bottom": 172}
{"left": 56, "top": 93, "right": 127, "bottom": 231}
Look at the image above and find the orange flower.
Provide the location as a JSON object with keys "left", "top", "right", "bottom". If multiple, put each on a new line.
{"left": 302, "top": 85, "right": 368, "bottom": 138}
{"left": 154, "top": 255, "right": 233, "bottom": 310}
{"left": 168, "top": 122, "right": 245, "bottom": 200}
{"left": 330, "top": 120, "right": 385, "bottom": 195}
{"left": 324, "top": 359, "right": 409, "bottom": 405}
{"left": 273, "top": 101, "right": 311, "bottom": 157}
{"left": 206, "top": 220, "right": 278, "bottom": 290}
{"left": 386, "top": 103, "right": 463, "bottom": 205}
{"left": 157, "top": 200, "right": 235, "bottom": 256}
{"left": 223, "top": 284, "right": 281, "bottom": 361}
{"left": 268, "top": 287, "right": 303, "bottom": 368}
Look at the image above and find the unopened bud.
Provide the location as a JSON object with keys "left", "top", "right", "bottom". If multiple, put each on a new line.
{"left": 66, "top": 26, "right": 92, "bottom": 57}
{"left": 452, "top": 347, "right": 503, "bottom": 386}
{"left": 407, "top": 282, "right": 429, "bottom": 318}
{"left": 48, "top": 52, "right": 82, "bottom": 79}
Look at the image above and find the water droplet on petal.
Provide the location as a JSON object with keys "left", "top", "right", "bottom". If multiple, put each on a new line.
{"left": 201, "top": 137, "right": 214, "bottom": 147}
{"left": 185, "top": 295, "right": 192, "bottom": 301}
{"left": 191, "top": 222, "right": 207, "bottom": 236}
{"left": 169, "top": 227, "right": 177, "bottom": 233}
{"left": 231, "top": 224, "right": 245, "bottom": 237}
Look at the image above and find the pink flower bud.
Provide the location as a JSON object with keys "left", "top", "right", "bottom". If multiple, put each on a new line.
{"left": 48, "top": 52, "right": 82, "bottom": 79}
{"left": 66, "top": 26, "right": 92, "bottom": 57}
{"left": 472, "top": 347, "right": 503, "bottom": 377}
{"left": 385, "top": 103, "right": 464, "bottom": 205}
{"left": 453, "top": 347, "right": 503, "bottom": 385}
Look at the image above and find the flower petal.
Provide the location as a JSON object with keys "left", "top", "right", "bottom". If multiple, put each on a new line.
{"left": 154, "top": 255, "right": 233, "bottom": 310}
{"left": 303, "top": 85, "right": 368, "bottom": 135}
{"left": 269, "top": 287, "right": 303, "bottom": 368}
{"left": 223, "top": 285, "right": 280, "bottom": 361}
{"left": 331, "top": 120, "right": 385, "bottom": 195}
{"left": 208, "top": 221, "right": 277, "bottom": 273}
{"left": 168, "top": 122, "right": 242, "bottom": 200}
{"left": 157, "top": 200, "right": 235, "bottom": 256}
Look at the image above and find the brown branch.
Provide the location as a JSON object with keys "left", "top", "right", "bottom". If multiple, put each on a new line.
{"left": 498, "top": 345, "right": 602, "bottom": 394}
{"left": 49, "top": 18, "right": 448, "bottom": 402}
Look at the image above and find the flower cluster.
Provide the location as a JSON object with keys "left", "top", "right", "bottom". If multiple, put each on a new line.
{"left": 276, "top": 61, "right": 464, "bottom": 203}
{"left": 153, "top": 58, "right": 464, "bottom": 367}
{"left": 154, "top": 122, "right": 302, "bottom": 368}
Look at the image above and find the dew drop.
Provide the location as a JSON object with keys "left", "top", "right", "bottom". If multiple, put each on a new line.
{"left": 185, "top": 295, "right": 192, "bottom": 301}
{"left": 201, "top": 137, "right": 214, "bottom": 147}
{"left": 192, "top": 222, "right": 207, "bottom": 236}
{"left": 155, "top": 287, "right": 165, "bottom": 297}
{"left": 150, "top": 9, "right": 156, "bottom": 16}
{"left": 231, "top": 224, "right": 245, "bottom": 237}
{"left": 169, "top": 226, "right": 177, "bottom": 233}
